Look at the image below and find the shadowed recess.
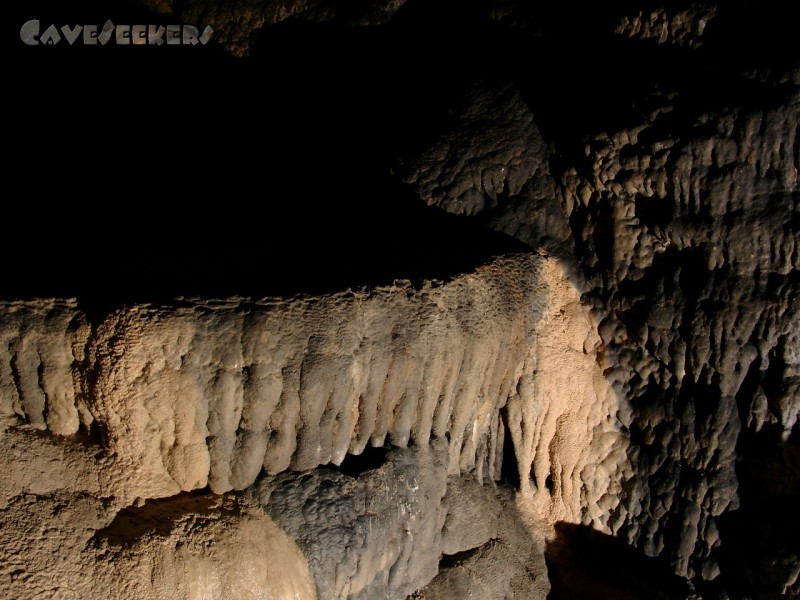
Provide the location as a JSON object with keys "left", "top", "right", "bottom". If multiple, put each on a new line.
{"left": 8, "top": 1, "right": 532, "bottom": 311}
{"left": 326, "top": 446, "right": 389, "bottom": 479}
{"left": 94, "top": 489, "right": 222, "bottom": 546}
{"left": 544, "top": 522, "right": 694, "bottom": 600}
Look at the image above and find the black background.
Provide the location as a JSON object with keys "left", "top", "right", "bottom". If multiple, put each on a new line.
{"left": 6, "top": 0, "right": 798, "bottom": 307}
{"left": 6, "top": 0, "right": 533, "bottom": 307}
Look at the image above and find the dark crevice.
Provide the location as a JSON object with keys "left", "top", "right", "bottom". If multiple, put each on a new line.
{"left": 8, "top": 354, "right": 25, "bottom": 422}
{"left": 438, "top": 538, "right": 497, "bottom": 571}
{"left": 327, "top": 445, "right": 388, "bottom": 479}
{"left": 716, "top": 340, "right": 800, "bottom": 599}
{"left": 83, "top": 418, "right": 103, "bottom": 445}
{"left": 499, "top": 407, "right": 520, "bottom": 489}
{"left": 715, "top": 426, "right": 800, "bottom": 600}
{"left": 94, "top": 488, "right": 219, "bottom": 547}
{"left": 591, "top": 198, "right": 615, "bottom": 273}
{"left": 545, "top": 522, "right": 694, "bottom": 600}
{"left": 37, "top": 356, "right": 48, "bottom": 425}
{"left": 635, "top": 194, "right": 674, "bottom": 232}
{"left": 762, "top": 337, "right": 788, "bottom": 407}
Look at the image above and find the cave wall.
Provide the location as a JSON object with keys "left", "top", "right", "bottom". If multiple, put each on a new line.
{"left": 1, "top": 255, "right": 626, "bottom": 599}
{"left": 5, "top": 0, "right": 799, "bottom": 598}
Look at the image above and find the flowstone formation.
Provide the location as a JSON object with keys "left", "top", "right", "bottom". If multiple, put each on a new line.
{"left": 6, "top": 0, "right": 798, "bottom": 598}
{"left": 0, "top": 255, "right": 626, "bottom": 599}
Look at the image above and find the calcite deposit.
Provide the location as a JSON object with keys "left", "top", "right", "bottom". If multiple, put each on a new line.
{"left": 1, "top": 254, "right": 624, "bottom": 598}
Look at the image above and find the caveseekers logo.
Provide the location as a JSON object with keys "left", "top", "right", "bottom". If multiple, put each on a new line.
{"left": 20, "top": 19, "right": 213, "bottom": 46}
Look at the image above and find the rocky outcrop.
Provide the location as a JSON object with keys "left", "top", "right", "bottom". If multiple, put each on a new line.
{"left": 1, "top": 250, "right": 632, "bottom": 598}
{"left": 0, "top": 427, "right": 316, "bottom": 600}
{"left": 252, "top": 443, "right": 452, "bottom": 600}
{"left": 251, "top": 441, "right": 551, "bottom": 600}
{"left": 560, "top": 82, "right": 799, "bottom": 589}
{"left": 397, "top": 1, "right": 799, "bottom": 595}
{"left": 399, "top": 83, "right": 570, "bottom": 252}
{"left": 1, "top": 256, "right": 546, "bottom": 497}
{"left": 568, "top": 68, "right": 799, "bottom": 600}
{"left": 613, "top": 4, "right": 716, "bottom": 48}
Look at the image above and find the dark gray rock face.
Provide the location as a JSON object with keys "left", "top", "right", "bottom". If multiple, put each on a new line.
{"left": 251, "top": 443, "right": 451, "bottom": 600}
{"left": 564, "top": 89, "right": 799, "bottom": 594}
{"left": 398, "top": 82, "right": 569, "bottom": 251}
{"left": 252, "top": 442, "right": 548, "bottom": 600}
{"left": 398, "top": 1, "right": 799, "bottom": 597}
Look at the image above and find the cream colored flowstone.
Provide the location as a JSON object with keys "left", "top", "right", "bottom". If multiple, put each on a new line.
{"left": 1, "top": 254, "right": 633, "bottom": 599}
{"left": 509, "top": 258, "right": 632, "bottom": 533}
{"left": 0, "top": 256, "right": 545, "bottom": 497}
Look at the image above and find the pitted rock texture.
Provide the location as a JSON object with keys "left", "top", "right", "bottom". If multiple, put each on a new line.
{"left": 555, "top": 86, "right": 799, "bottom": 585}
{"left": 1, "top": 250, "right": 629, "bottom": 598}
{"left": 1, "top": 256, "right": 552, "bottom": 497}
{"left": 253, "top": 442, "right": 451, "bottom": 599}
{"left": 558, "top": 72, "right": 798, "bottom": 599}
{"left": 398, "top": 2, "right": 799, "bottom": 596}
{"left": 613, "top": 4, "right": 716, "bottom": 48}
{"left": 0, "top": 428, "right": 316, "bottom": 600}
{"left": 413, "top": 489, "right": 552, "bottom": 600}
{"left": 399, "top": 82, "right": 570, "bottom": 252}
{"left": 93, "top": 494, "right": 317, "bottom": 600}
{"left": 252, "top": 442, "right": 549, "bottom": 600}
{"left": 1, "top": 256, "right": 546, "bottom": 496}
{"left": 0, "top": 253, "right": 629, "bottom": 535}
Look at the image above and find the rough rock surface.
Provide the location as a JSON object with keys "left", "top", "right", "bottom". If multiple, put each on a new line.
{"left": 399, "top": 82, "right": 571, "bottom": 252}
{"left": 613, "top": 4, "right": 716, "bottom": 48}
{"left": 0, "top": 428, "right": 317, "bottom": 600}
{"left": 251, "top": 443, "right": 452, "bottom": 600}
{"left": 1, "top": 256, "right": 548, "bottom": 496}
{"left": 252, "top": 442, "right": 550, "bottom": 600}
{"left": 397, "top": 1, "right": 799, "bottom": 596}
{"left": 559, "top": 84, "right": 799, "bottom": 592}
{"left": 1, "top": 251, "right": 629, "bottom": 598}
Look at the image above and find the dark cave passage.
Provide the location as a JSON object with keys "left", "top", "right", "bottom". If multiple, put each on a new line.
{"left": 2, "top": 171, "right": 530, "bottom": 312}
{"left": 7, "top": 0, "right": 536, "bottom": 312}
{"left": 326, "top": 446, "right": 389, "bottom": 479}
{"left": 545, "top": 522, "right": 694, "bottom": 600}
{"left": 500, "top": 408, "right": 521, "bottom": 489}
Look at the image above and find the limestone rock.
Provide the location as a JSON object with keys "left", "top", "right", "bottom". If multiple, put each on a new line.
{"left": 251, "top": 442, "right": 450, "bottom": 599}
{"left": 396, "top": 2, "right": 799, "bottom": 594}
{"left": 614, "top": 5, "right": 717, "bottom": 48}
{"left": 399, "top": 82, "right": 570, "bottom": 252}
{"left": 252, "top": 443, "right": 549, "bottom": 600}
{"left": 0, "top": 428, "right": 316, "bottom": 600}
{"left": 1, "top": 250, "right": 631, "bottom": 598}
{"left": 1, "top": 255, "right": 547, "bottom": 497}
